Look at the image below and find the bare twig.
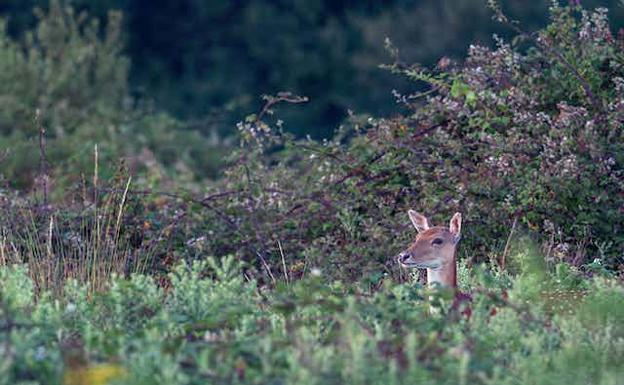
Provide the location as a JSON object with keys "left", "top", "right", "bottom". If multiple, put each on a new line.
{"left": 501, "top": 214, "right": 519, "bottom": 271}
{"left": 36, "top": 110, "right": 49, "bottom": 208}
{"left": 93, "top": 144, "right": 99, "bottom": 203}
{"left": 278, "top": 240, "right": 289, "bottom": 285}
{"left": 257, "top": 251, "right": 277, "bottom": 285}
{"left": 255, "top": 92, "right": 308, "bottom": 123}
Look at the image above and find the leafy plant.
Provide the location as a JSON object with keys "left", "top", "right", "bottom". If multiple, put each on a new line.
{"left": 0, "top": 258, "right": 622, "bottom": 385}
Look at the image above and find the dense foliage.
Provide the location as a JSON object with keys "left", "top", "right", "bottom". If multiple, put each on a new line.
{"left": 0, "top": 2, "right": 622, "bottom": 384}
{"left": 1, "top": 257, "right": 622, "bottom": 385}
{"left": 182, "top": 3, "right": 623, "bottom": 282}
{"left": 0, "top": 2, "right": 621, "bottom": 282}
{"left": 0, "top": 1, "right": 228, "bottom": 187}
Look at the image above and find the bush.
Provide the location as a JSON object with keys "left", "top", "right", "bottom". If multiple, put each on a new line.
{"left": 0, "top": 0, "right": 130, "bottom": 187}
{"left": 184, "top": 3, "right": 623, "bottom": 282}
{"left": 1, "top": 3, "right": 621, "bottom": 289}
{"left": 0, "top": 0, "right": 226, "bottom": 190}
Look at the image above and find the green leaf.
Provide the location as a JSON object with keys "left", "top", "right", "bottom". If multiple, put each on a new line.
{"left": 465, "top": 90, "right": 477, "bottom": 106}
{"left": 450, "top": 79, "right": 467, "bottom": 98}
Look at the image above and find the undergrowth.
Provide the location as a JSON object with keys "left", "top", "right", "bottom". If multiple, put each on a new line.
{"left": 0, "top": 253, "right": 622, "bottom": 385}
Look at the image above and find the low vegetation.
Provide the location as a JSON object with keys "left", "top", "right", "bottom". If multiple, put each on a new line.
{"left": 1, "top": 255, "right": 623, "bottom": 385}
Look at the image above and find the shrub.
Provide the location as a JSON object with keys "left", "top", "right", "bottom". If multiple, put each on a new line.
{"left": 185, "top": 3, "right": 623, "bottom": 282}
{"left": 0, "top": 258, "right": 622, "bottom": 385}
{"left": 0, "top": 0, "right": 129, "bottom": 187}
{"left": 0, "top": 0, "right": 225, "bottom": 190}
{"left": 1, "top": 3, "right": 621, "bottom": 289}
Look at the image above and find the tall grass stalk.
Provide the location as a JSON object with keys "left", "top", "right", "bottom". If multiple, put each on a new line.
{"left": 0, "top": 173, "right": 151, "bottom": 296}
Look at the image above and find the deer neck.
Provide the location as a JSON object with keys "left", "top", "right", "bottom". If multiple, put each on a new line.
{"left": 426, "top": 255, "right": 457, "bottom": 288}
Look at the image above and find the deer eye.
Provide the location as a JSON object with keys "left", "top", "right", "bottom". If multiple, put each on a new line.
{"left": 431, "top": 238, "right": 444, "bottom": 246}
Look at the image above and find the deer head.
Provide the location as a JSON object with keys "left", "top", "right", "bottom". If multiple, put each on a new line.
{"left": 396, "top": 210, "right": 462, "bottom": 287}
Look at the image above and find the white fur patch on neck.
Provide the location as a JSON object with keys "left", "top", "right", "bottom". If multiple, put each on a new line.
{"left": 427, "top": 268, "right": 448, "bottom": 287}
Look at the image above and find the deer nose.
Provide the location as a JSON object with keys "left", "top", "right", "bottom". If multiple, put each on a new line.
{"left": 397, "top": 252, "right": 409, "bottom": 263}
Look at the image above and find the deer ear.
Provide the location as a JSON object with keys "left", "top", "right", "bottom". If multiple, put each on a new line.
{"left": 449, "top": 212, "right": 462, "bottom": 240}
{"left": 408, "top": 210, "right": 430, "bottom": 233}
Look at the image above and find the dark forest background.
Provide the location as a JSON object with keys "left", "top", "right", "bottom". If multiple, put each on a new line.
{"left": 3, "top": 0, "right": 623, "bottom": 138}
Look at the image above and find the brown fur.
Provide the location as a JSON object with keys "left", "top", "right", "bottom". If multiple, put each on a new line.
{"left": 397, "top": 212, "right": 461, "bottom": 288}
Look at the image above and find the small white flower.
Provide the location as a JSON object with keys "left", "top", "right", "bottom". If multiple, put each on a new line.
{"left": 34, "top": 346, "right": 46, "bottom": 361}
{"left": 204, "top": 331, "right": 219, "bottom": 342}
{"left": 66, "top": 303, "right": 76, "bottom": 313}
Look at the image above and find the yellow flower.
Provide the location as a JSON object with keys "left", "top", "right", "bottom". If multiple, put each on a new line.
{"left": 63, "top": 363, "right": 126, "bottom": 385}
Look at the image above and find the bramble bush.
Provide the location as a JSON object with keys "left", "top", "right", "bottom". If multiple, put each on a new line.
{"left": 183, "top": 2, "right": 623, "bottom": 282}
{"left": 1, "top": 2, "right": 622, "bottom": 289}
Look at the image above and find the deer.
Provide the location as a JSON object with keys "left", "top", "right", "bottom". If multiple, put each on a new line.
{"left": 396, "top": 210, "right": 587, "bottom": 319}
{"left": 396, "top": 210, "right": 474, "bottom": 317}
{"left": 396, "top": 210, "right": 462, "bottom": 288}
